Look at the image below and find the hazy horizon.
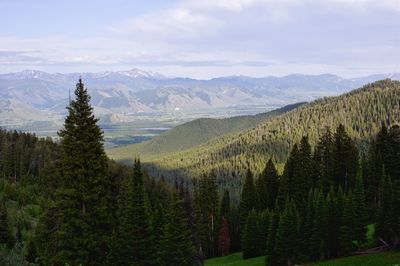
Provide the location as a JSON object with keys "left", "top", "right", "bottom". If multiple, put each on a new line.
{"left": 2, "top": 67, "right": 400, "bottom": 81}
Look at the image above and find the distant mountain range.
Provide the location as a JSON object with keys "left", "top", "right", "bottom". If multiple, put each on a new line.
{"left": 0, "top": 68, "right": 399, "bottom": 126}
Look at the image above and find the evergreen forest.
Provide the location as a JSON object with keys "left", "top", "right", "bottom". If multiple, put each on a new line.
{"left": 0, "top": 79, "right": 399, "bottom": 266}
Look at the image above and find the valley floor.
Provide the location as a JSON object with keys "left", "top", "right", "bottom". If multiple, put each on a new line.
{"left": 205, "top": 251, "right": 400, "bottom": 266}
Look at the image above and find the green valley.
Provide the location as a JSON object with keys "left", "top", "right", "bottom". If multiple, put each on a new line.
{"left": 107, "top": 102, "right": 304, "bottom": 161}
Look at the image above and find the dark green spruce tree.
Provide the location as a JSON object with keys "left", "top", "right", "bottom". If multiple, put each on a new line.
{"left": 277, "top": 144, "right": 299, "bottom": 207}
{"left": 265, "top": 209, "right": 279, "bottom": 266}
{"left": 242, "top": 209, "right": 259, "bottom": 259}
{"left": 0, "top": 201, "right": 13, "bottom": 248}
{"left": 326, "top": 187, "right": 340, "bottom": 258}
{"left": 108, "top": 159, "right": 154, "bottom": 265}
{"left": 309, "top": 189, "right": 328, "bottom": 260}
{"left": 375, "top": 171, "right": 397, "bottom": 248}
{"left": 194, "top": 171, "right": 218, "bottom": 258}
{"left": 257, "top": 210, "right": 271, "bottom": 256}
{"left": 240, "top": 169, "right": 257, "bottom": 238}
{"left": 339, "top": 192, "right": 355, "bottom": 255}
{"left": 333, "top": 124, "right": 359, "bottom": 191}
{"left": 54, "top": 79, "right": 114, "bottom": 265}
{"left": 132, "top": 159, "right": 155, "bottom": 265}
{"left": 313, "top": 127, "right": 335, "bottom": 193}
{"left": 220, "top": 190, "right": 230, "bottom": 219}
{"left": 274, "top": 198, "right": 301, "bottom": 266}
{"left": 352, "top": 174, "right": 368, "bottom": 245}
{"left": 256, "top": 159, "right": 279, "bottom": 211}
{"left": 159, "top": 192, "right": 194, "bottom": 266}
{"left": 293, "top": 136, "right": 313, "bottom": 210}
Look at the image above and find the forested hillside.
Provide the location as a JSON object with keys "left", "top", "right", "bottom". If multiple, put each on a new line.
{"left": 108, "top": 102, "right": 304, "bottom": 160}
{"left": 140, "top": 79, "right": 400, "bottom": 193}
{"left": 0, "top": 79, "right": 398, "bottom": 265}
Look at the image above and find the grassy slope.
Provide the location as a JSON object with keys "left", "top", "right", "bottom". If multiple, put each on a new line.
{"left": 308, "top": 252, "right": 400, "bottom": 266}
{"left": 205, "top": 252, "right": 400, "bottom": 266}
{"left": 107, "top": 102, "right": 304, "bottom": 162}
{"left": 137, "top": 79, "right": 400, "bottom": 181}
{"left": 205, "top": 252, "right": 264, "bottom": 266}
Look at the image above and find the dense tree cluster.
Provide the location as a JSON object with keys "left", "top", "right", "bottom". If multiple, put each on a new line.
{"left": 0, "top": 129, "right": 59, "bottom": 182}
{"left": 239, "top": 124, "right": 400, "bottom": 265}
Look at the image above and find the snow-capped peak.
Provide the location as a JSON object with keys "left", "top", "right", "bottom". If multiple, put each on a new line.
{"left": 118, "top": 68, "right": 164, "bottom": 79}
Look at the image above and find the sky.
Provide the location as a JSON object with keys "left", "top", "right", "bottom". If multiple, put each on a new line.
{"left": 1, "top": 0, "right": 400, "bottom": 79}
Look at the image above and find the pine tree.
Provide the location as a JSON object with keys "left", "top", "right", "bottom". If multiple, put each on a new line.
{"left": 0, "top": 201, "right": 13, "bottom": 248}
{"left": 34, "top": 203, "right": 58, "bottom": 265}
{"left": 339, "top": 192, "right": 355, "bottom": 255}
{"left": 220, "top": 190, "right": 230, "bottom": 219}
{"left": 352, "top": 174, "right": 368, "bottom": 245}
{"left": 108, "top": 160, "right": 154, "bottom": 266}
{"left": 313, "top": 127, "right": 335, "bottom": 193}
{"left": 242, "top": 209, "right": 259, "bottom": 259}
{"left": 194, "top": 171, "right": 218, "bottom": 258}
{"left": 218, "top": 189, "right": 231, "bottom": 257}
{"left": 159, "top": 192, "right": 194, "bottom": 266}
{"left": 386, "top": 125, "right": 400, "bottom": 182}
{"left": 132, "top": 159, "right": 155, "bottom": 265}
{"left": 240, "top": 169, "right": 256, "bottom": 238}
{"left": 277, "top": 144, "right": 299, "bottom": 207}
{"left": 333, "top": 124, "right": 359, "bottom": 191}
{"left": 392, "top": 179, "right": 400, "bottom": 249}
{"left": 54, "top": 79, "right": 114, "bottom": 265}
{"left": 309, "top": 190, "right": 328, "bottom": 260}
{"left": 257, "top": 159, "right": 279, "bottom": 211}
{"left": 147, "top": 178, "right": 172, "bottom": 256}
{"left": 257, "top": 210, "right": 270, "bottom": 256}
{"left": 182, "top": 184, "right": 201, "bottom": 264}
{"left": 25, "top": 240, "right": 39, "bottom": 264}
{"left": 326, "top": 187, "right": 340, "bottom": 258}
{"left": 375, "top": 171, "right": 395, "bottom": 247}
{"left": 302, "top": 189, "right": 316, "bottom": 258}
{"left": 365, "top": 124, "right": 388, "bottom": 209}
{"left": 275, "top": 199, "right": 301, "bottom": 266}
{"left": 293, "top": 136, "right": 313, "bottom": 210}
{"left": 265, "top": 209, "right": 279, "bottom": 266}
{"left": 218, "top": 217, "right": 231, "bottom": 256}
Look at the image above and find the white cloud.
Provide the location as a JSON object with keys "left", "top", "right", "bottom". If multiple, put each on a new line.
{"left": 109, "top": 7, "right": 223, "bottom": 40}
{"left": 1, "top": 0, "right": 400, "bottom": 77}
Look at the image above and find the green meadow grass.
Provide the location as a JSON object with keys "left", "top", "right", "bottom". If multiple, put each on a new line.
{"left": 205, "top": 252, "right": 264, "bottom": 266}
{"left": 205, "top": 251, "right": 400, "bottom": 266}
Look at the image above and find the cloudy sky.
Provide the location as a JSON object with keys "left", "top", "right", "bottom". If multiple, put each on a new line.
{"left": 1, "top": 0, "right": 399, "bottom": 78}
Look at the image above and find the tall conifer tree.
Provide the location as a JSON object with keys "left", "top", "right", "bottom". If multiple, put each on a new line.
{"left": 375, "top": 171, "right": 395, "bottom": 247}
{"left": 159, "top": 192, "right": 194, "bottom": 266}
{"left": 265, "top": 210, "right": 279, "bottom": 266}
{"left": 257, "top": 159, "right": 279, "bottom": 211}
{"left": 242, "top": 210, "right": 259, "bottom": 259}
{"left": 55, "top": 79, "right": 113, "bottom": 265}
{"left": 333, "top": 124, "right": 359, "bottom": 191}
{"left": 313, "top": 127, "right": 335, "bottom": 192}
{"left": 131, "top": 159, "right": 155, "bottom": 265}
{"left": 352, "top": 174, "right": 368, "bottom": 245}
{"left": 278, "top": 144, "right": 299, "bottom": 207}
{"left": 275, "top": 199, "right": 301, "bottom": 266}
{"left": 0, "top": 201, "right": 13, "bottom": 248}
{"left": 339, "top": 192, "right": 355, "bottom": 255}
{"left": 240, "top": 169, "right": 256, "bottom": 237}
